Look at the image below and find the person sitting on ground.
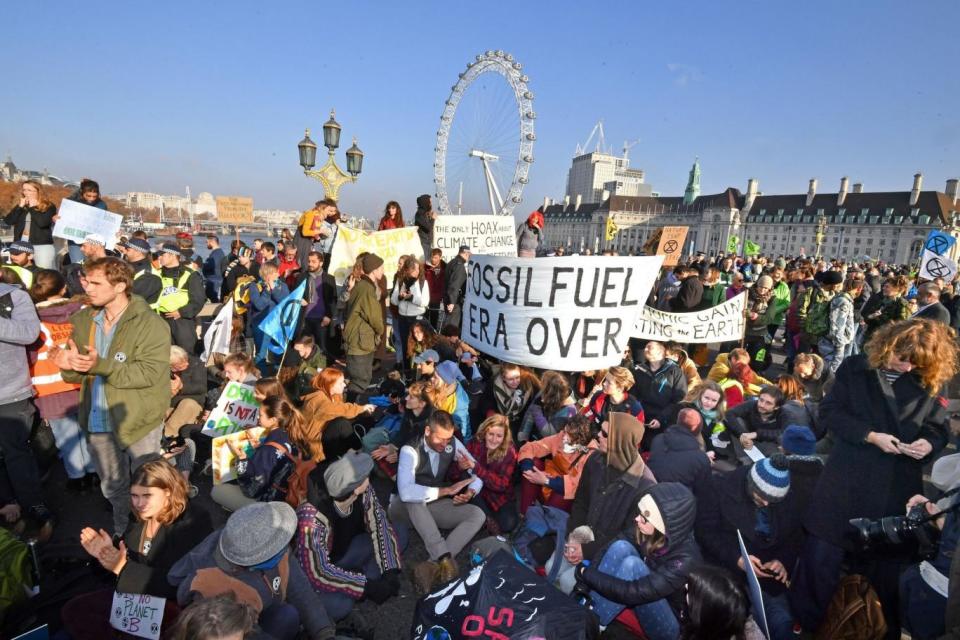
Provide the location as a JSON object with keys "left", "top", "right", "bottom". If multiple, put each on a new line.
{"left": 574, "top": 483, "right": 699, "bottom": 639}
{"left": 632, "top": 340, "right": 688, "bottom": 448}
{"left": 301, "top": 368, "right": 375, "bottom": 441}
{"left": 518, "top": 370, "right": 578, "bottom": 443}
{"left": 388, "top": 410, "right": 485, "bottom": 594}
{"left": 425, "top": 360, "right": 472, "bottom": 439}
{"left": 570, "top": 369, "right": 606, "bottom": 408}
{"left": 695, "top": 455, "right": 807, "bottom": 640}
{"left": 453, "top": 414, "right": 519, "bottom": 535}
{"left": 405, "top": 319, "right": 438, "bottom": 374}
{"left": 297, "top": 451, "right": 404, "bottom": 632}
{"left": 169, "top": 501, "right": 337, "bottom": 640}
{"left": 63, "top": 460, "right": 213, "bottom": 639}
{"left": 169, "top": 593, "right": 258, "bottom": 640}
{"left": 707, "top": 347, "right": 772, "bottom": 393}
{"left": 287, "top": 335, "right": 327, "bottom": 402}
{"left": 584, "top": 366, "right": 645, "bottom": 435}
{"left": 210, "top": 396, "right": 310, "bottom": 512}
{"left": 653, "top": 380, "right": 728, "bottom": 462}
{"left": 726, "top": 385, "right": 789, "bottom": 463}
{"left": 518, "top": 415, "right": 598, "bottom": 515}
{"left": 476, "top": 362, "right": 540, "bottom": 441}
{"left": 246, "top": 262, "right": 290, "bottom": 366}
{"left": 165, "top": 345, "right": 207, "bottom": 438}
{"left": 664, "top": 342, "right": 702, "bottom": 389}
{"left": 647, "top": 408, "right": 712, "bottom": 501}
{"left": 774, "top": 373, "right": 819, "bottom": 436}
{"left": 679, "top": 565, "right": 751, "bottom": 640}
{"left": 792, "top": 352, "right": 834, "bottom": 403}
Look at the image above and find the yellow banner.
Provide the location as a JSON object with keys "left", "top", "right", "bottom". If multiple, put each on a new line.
{"left": 328, "top": 225, "right": 423, "bottom": 285}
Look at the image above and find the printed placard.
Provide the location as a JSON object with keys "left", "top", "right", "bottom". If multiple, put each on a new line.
{"left": 53, "top": 200, "right": 123, "bottom": 250}
{"left": 461, "top": 255, "right": 663, "bottom": 371}
{"left": 432, "top": 215, "right": 517, "bottom": 257}
{"left": 212, "top": 426, "right": 267, "bottom": 484}
{"left": 634, "top": 292, "right": 746, "bottom": 343}
{"left": 109, "top": 591, "right": 165, "bottom": 640}
{"left": 201, "top": 382, "right": 260, "bottom": 437}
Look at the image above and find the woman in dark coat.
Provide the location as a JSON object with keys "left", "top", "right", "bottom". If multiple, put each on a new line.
{"left": 792, "top": 319, "right": 959, "bottom": 636}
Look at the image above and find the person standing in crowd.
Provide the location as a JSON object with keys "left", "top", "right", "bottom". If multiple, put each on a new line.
{"left": 913, "top": 282, "right": 952, "bottom": 325}
{"left": 725, "top": 271, "right": 746, "bottom": 300}
{"left": 390, "top": 255, "right": 429, "bottom": 363}
{"left": 861, "top": 274, "right": 911, "bottom": 341}
{"left": 443, "top": 244, "right": 470, "bottom": 329}
{"left": 154, "top": 242, "right": 205, "bottom": 352}
{"left": 27, "top": 269, "right": 97, "bottom": 492}
{"left": 297, "top": 251, "right": 337, "bottom": 359}
{"left": 5, "top": 241, "right": 38, "bottom": 286}
{"left": 423, "top": 248, "right": 446, "bottom": 329}
{"left": 247, "top": 262, "right": 290, "bottom": 367}
{"left": 768, "top": 266, "right": 791, "bottom": 339}
{"left": 259, "top": 241, "right": 278, "bottom": 267}
{"left": 414, "top": 194, "right": 435, "bottom": 260}
{"left": 52, "top": 257, "right": 170, "bottom": 537}
{"left": 793, "top": 319, "right": 959, "bottom": 635}
{"left": 699, "top": 266, "right": 726, "bottom": 309}
{"left": 64, "top": 178, "right": 109, "bottom": 264}
{"left": 221, "top": 245, "right": 258, "bottom": 302}
{"left": 669, "top": 266, "right": 703, "bottom": 312}
{"left": 202, "top": 235, "right": 225, "bottom": 302}
{"left": 378, "top": 201, "right": 404, "bottom": 230}
{"left": 277, "top": 243, "right": 301, "bottom": 287}
{"left": 390, "top": 410, "right": 485, "bottom": 594}
{"left": 820, "top": 277, "right": 863, "bottom": 374}
{"left": 313, "top": 199, "right": 340, "bottom": 271}
{"left": 5, "top": 180, "right": 58, "bottom": 269}
{"left": 343, "top": 253, "right": 385, "bottom": 395}
{"left": 294, "top": 201, "right": 321, "bottom": 270}
{"left": 517, "top": 211, "right": 544, "bottom": 257}
{"left": 120, "top": 238, "right": 162, "bottom": 307}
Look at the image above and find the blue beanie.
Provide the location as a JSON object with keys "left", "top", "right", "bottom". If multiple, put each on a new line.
{"left": 749, "top": 455, "right": 790, "bottom": 503}
{"left": 780, "top": 425, "right": 816, "bottom": 456}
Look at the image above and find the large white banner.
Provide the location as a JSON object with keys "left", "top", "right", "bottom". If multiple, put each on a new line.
{"left": 432, "top": 215, "right": 517, "bottom": 257}
{"left": 54, "top": 200, "right": 123, "bottom": 250}
{"left": 328, "top": 225, "right": 423, "bottom": 286}
{"left": 461, "top": 255, "right": 663, "bottom": 371}
{"left": 634, "top": 292, "right": 746, "bottom": 343}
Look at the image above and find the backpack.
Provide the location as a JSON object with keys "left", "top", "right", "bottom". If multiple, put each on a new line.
{"left": 232, "top": 275, "right": 258, "bottom": 316}
{"left": 0, "top": 528, "right": 33, "bottom": 625}
{"left": 804, "top": 289, "right": 833, "bottom": 338}
{"left": 264, "top": 442, "right": 317, "bottom": 508}
{"left": 815, "top": 574, "right": 887, "bottom": 640}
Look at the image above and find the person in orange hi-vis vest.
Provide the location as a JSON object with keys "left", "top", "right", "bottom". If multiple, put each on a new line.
{"left": 27, "top": 270, "right": 97, "bottom": 491}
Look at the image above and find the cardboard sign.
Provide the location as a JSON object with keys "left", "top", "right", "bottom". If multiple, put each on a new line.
{"left": 432, "top": 215, "right": 517, "bottom": 257}
{"left": 215, "top": 196, "right": 254, "bottom": 224}
{"left": 328, "top": 225, "right": 423, "bottom": 285}
{"left": 110, "top": 591, "right": 166, "bottom": 640}
{"left": 655, "top": 226, "right": 688, "bottom": 266}
{"left": 461, "top": 255, "right": 663, "bottom": 371}
{"left": 201, "top": 382, "right": 260, "bottom": 437}
{"left": 737, "top": 531, "right": 770, "bottom": 640}
{"left": 212, "top": 426, "right": 267, "bottom": 484}
{"left": 634, "top": 292, "right": 746, "bottom": 343}
{"left": 53, "top": 200, "right": 123, "bottom": 250}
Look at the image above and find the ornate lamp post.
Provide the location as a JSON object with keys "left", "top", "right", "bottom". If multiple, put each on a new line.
{"left": 297, "top": 109, "right": 364, "bottom": 201}
{"left": 815, "top": 211, "right": 828, "bottom": 259}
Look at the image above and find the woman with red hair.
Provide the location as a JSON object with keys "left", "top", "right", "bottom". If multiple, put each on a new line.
{"left": 517, "top": 211, "right": 544, "bottom": 258}
{"left": 302, "top": 367, "right": 375, "bottom": 431}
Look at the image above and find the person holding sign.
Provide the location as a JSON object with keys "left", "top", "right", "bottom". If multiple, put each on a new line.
{"left": 62, "top": 460, "right": 213, "bottom": 638}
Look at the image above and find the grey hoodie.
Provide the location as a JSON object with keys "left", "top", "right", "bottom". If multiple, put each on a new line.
{"left": 0, "top": 284, "right": 40, "bottom": 403}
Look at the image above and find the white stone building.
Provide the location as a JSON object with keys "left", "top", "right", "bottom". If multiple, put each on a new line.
{"left": 564, "top": 151, "right": 652, "bottom": 204}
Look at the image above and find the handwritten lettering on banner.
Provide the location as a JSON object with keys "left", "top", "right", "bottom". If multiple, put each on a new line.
{"left": 212, "top": 426, "right": 267, "bottom": 484}
{"left": 634, "top": 292, "right": 746, "bottom": 343}
{"left": 201, "top": 382, "right": 260, "bottom": 437}
{"left": 54, "top": 200, "right": 123, "bottom": 250}
{"left": 215, "top": 196, "right": 254, "bottom": 224}
{"left": 328, "top": 225, "right": 423, "bottom": 285}
{"left": 462, "top": 255, "right": 663, "bottom": 371}
{"left": 110, "top": 591, "right": 166, "bottom": 640}
{"left": 432, "top": 215, "right": 517, "bottom": 256}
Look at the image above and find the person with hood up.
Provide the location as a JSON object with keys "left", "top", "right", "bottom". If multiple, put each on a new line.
{"left": 413, "top": 194, "right": 435, "bottom": 260}
{"left": 574, "top": 482, "right": 699, "bottom": 640}
{"left": 517, "top": 210, "right": 544, "bottom": 258}
{"left": 647, "top": 409, "right": 712, "bottom": 501}
{"left": 632, "top": 341, "right": 687, "bottom": 448}
{"left": 168, "top": 501, "right": 337, "bottom": 640}
{"left": 696, "top": 455, "right": 810, "bottom": 640}
{"left": 744, "top": 274, "right": 776, "bottom": 370}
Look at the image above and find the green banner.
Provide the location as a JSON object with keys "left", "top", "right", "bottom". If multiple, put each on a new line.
{"left": 726, "top": 235, "right": 739, "bottom": 253}
{"left": 745, "top": 240, "right": 761, "bottom": 256}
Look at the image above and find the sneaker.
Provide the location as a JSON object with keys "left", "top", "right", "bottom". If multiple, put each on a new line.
{"left": 438, "top": 555, "right": 459, "bottom": 585}
{"left": 413, "top": 560, "right": 439, "bottom": 595}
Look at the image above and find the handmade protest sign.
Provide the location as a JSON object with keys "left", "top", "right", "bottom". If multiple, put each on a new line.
{"left": 215, "top": 196, "right": 254, "bottom": 224}
{"left": 110, "top": 591, "right": 166, "bottom": 640}
{"left": 461, "top": 255, "right": 663, "bottom": 371}
{"left": 328, "top": 225, "right": 423, "bottom": 285}
{"left": 54, "top": 200, "right": 122, "bottom": 249}
{"left": 201, "top": 382, "right": 260, "bottom": 437}
{"left": 634, "top": 292, "right": 746, "bottom": 343}
{"left": 655, "top": 226, "right": 688, "bottom": 266}
{"left": 432, "top": 215, "right": 517, "bottom": 256}
{"left": 212, "top": 426, "right": 267, "bottom": 484}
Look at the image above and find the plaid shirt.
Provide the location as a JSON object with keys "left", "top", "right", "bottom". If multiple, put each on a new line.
{"left": 456, "top": 439, "right": 517, "bottom": 513}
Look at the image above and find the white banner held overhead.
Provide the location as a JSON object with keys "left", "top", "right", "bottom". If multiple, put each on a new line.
{"left": 54, "top": 200, "right": 123, "bottom": 250}
{"left": 432, "top": 215, "right": 517, "bottom": 257}
{"left": 461, "top": 255, "right": 663, "bottom": 371}
{"left": 634, "top": 292, "right": 747, "bottom": 343}
{"left": 919, "top": 249, "right": 957, "bottom": 282}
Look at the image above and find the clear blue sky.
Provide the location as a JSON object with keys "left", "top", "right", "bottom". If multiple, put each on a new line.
{"left": 3, "top": 1, "right": 958, "bottom": 222}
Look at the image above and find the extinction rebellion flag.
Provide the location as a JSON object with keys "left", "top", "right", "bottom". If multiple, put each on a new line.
{"left": 919, "top": 230, "right": 957, "bottom": 281}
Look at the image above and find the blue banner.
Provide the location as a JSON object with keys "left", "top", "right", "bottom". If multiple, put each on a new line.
{"left": 258, "top": 280, "right": 306, "bottom": 355}
{"left": 924, "top": 229, "right": 956, "bottom": 257}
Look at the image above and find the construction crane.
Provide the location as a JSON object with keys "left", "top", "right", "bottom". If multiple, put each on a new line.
{"left": 622, "top": 139, "right": 640, "bottom": 159}
{"left": 575, "top": 120, "right": 608, "bottom": 156}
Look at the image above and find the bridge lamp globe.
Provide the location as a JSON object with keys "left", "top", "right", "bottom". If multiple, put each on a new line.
{"left": 345, "top": 139, "right": 364, "bottom": 177}
{"left": 297, "top": 129, "right": 318, "bottom": 171}
{"left": 322, "top": 109, "right": 342, "bottom": 151}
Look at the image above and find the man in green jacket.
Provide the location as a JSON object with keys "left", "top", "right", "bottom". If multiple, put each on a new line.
{"left": 343, "top": 253, "right": 385, "bottom": 395}
{"left": 52, "top": 257, "right": 171, "bottom": 536}
{"left": 769, "top": 266, "right": 791, "bottom": 338}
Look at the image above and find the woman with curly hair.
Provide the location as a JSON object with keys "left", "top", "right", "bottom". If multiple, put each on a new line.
{"left": 793, "top": 319, "right": 960, "bottom": 634}
{"left": 406, "top": 319, "right": 438, "bottom": 369}
{"left": 4, "top": 180, "right": 58, "bottom": 268}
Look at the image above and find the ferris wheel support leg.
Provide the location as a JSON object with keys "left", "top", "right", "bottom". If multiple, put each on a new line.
{"left": 481, "top": 157, "right": 505, "bottom": 216}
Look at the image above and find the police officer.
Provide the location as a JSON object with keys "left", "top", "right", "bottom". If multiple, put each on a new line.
{"left": 154, "top": 242, "right": 205, "bottom": 352}
{"left": 120, "top": 238, "right": 161, "bottom": 308}
{"left": 5, "top": 241, "right": 38, "bottom": 288}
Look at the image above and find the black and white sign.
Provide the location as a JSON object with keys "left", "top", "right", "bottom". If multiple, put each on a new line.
{"left": 634, "top": 293, "right": 746, "bottom": 343}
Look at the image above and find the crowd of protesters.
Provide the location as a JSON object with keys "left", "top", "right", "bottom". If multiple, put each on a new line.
{"left": 1, "top": 179, "right": 960, "bottom": 640}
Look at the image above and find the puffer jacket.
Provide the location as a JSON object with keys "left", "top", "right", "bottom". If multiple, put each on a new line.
{"left": 580, "top": 482, "right": 699, "bottom": 612}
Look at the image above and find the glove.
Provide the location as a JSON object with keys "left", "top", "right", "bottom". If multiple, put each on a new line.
{"left": 363, "top": 574, "right": 399, "bottom": 604}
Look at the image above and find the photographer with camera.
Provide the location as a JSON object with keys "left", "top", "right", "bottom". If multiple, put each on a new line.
{"left": 899, "top": 453, "right": 960, "bottom": 639}
{"left": 791, "top": 319, "right": 960, "bottom": 636}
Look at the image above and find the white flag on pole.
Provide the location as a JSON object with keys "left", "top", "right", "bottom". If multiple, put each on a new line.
{"left": 202, "top": 302, "right": 234, "bottom": 362}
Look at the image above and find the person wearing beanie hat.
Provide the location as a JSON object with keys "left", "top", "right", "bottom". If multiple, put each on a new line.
{"left": 168, "top": 502, "right": 337, "bottom": 640}
{"left": 343, "top": 251, "right": 385, "bottom": 394}
{"left": 780, "top": 424, "right": 816, "bottom": 456}
{"left": 575, "top": 482, "right": 698, "bottom": 635}
{"left": 295, "top": 451, "right": 404, "bottom": 623}
{"left": 154, "top": 238, "right": 205, "bottom": 352}
{"left": 695, "top": 454, "right": 811, "bottom": 639}
{"left": 648, "top": 408, "right": 713, "bottom": 501}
